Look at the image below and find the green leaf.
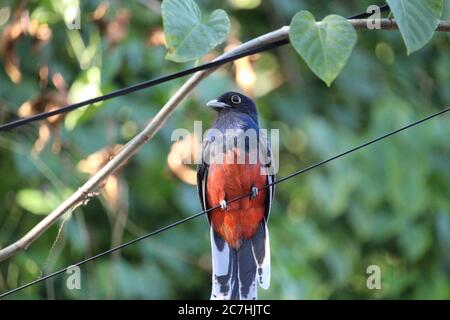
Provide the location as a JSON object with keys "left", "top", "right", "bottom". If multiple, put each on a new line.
{"left": 386, "top": 0, "right": 443, "bottom": 54}
{"left": 162, "top": 0, "right": 230, "bottom": 62}
{"left": 289, "top": 11, "right": 357, "bottom": 86}
{"left": 16, "top": 189, "right": 60, "bottom": 215}
{"left": 65, "top": 66, "right": 102, "bottom": 131}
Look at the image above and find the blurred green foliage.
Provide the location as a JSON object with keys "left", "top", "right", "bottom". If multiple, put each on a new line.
{"left": 0, "top": 0, "right": 449, "bottom": 299}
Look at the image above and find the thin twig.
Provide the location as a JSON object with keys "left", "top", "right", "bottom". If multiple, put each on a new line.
{"left": 1, "top": 19, "right": 450, "bottom": 262}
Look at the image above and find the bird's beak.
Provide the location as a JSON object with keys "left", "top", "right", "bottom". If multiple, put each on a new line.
{"left": 206, "top": 99, "right": 229, "bottom": 109}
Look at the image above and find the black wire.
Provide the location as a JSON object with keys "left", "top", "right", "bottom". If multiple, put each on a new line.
{"left": 270, "top": 107, "right": 450, "bottom": 187}
{"left": 348, "top": 3, "right": 390, "bottom": 19}
{"left": 0, "top": 39, "right": 288, "bottom": 132}
{"left": 1, "top": 106, "right": 448, "bottom": 299}
{"left": 0, "top": 207, "right": 218, "bottom": 299}
{"left": 0, "top": 4, "right": 390, "bottom": 132}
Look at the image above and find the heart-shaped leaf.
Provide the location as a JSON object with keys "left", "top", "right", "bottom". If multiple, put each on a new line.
{"left": 289, "top": 11, "right": 357, "bottom": 86}
{"left": 162, "top": 0, "right": 230, "bottom": 63}
{"left": 386, "top": 0, "right": 443, "bottom": 54}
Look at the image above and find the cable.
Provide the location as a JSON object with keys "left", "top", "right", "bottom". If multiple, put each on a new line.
{"left": 0, "top": 40, "right": 288, "bottom": 132}
{"left": 348, "top": 3, "right": 389, "bottom": 19}
{"left": 0, "top": 207, "right": 215, "bottom": 299}
{"left": 0, "top": 4, "right": 390, "bottom": 132}
{"left": 271, "top": 107, "right": 449, "bottom": 186}
{"left": 1, "top": 106, "right": 447, "bottom": 299}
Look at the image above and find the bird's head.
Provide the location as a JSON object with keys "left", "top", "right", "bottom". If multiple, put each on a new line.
{"left": 206, "top": 92, "right": 258, "bottom": 122}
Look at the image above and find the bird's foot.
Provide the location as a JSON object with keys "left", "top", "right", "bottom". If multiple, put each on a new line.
{"left": 220, "top": 200, "right": 228, "bottom": 210}
{"left": 250, "top": 186, "right": 259, "bottom": 200}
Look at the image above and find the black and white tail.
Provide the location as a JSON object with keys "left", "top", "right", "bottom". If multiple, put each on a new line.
{"left": 210, "top": 221, "right": 270, "bottom": 300}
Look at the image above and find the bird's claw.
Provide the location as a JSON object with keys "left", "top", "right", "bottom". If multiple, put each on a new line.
{"left": 220, "top": 200, "right": 228, "bottom": 210}
{"left": 250, "top": 186, "right": 259, "bottom": 200}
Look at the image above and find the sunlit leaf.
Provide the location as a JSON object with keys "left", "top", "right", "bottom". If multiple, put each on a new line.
{"left": 16, "top": 189, "right": 59, "bottom": 215}
{"left": 162, "top": 0, "right": 230, "bottom": 62}
{"left": 65, "top": 66, "right": 102, "bottom": 130}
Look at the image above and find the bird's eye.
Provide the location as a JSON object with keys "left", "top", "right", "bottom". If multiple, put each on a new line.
{"left": 230, "top": 95, "right": 241, "bottom": 104}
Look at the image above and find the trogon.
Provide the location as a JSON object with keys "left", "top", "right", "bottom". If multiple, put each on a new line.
{"left": 197, "top": 92, "right": 274, "bottom": 300}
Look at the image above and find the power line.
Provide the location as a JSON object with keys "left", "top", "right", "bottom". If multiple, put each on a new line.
{"left": 273, "top": 107, "right": 450, "bottom": 186}
{"left": 0, "top": 40, "right": 287, "bottom": 132}
{"left": 1, "top": 105, "right": 447, "bottom": 299}
{"left": 0, "top": 207, "right": 216, "bottom": 299}
{"left": 347, "top": 4, "right": 389, "bottom": 19}
{"left": 0, "top": 5, "right": 390, "bottom": 132}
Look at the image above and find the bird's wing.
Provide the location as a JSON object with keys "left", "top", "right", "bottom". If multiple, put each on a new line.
{"left": 197, "top": 139, "right": 211, "bottom": 223}
{"left": 252, "top": 132, "right": 273, "bottom": 289}
{"left": 258, "top": 131, "right": 275, "bottom": 221}
{"left": 197, "top": 163, "right": 208, "bottom": 210}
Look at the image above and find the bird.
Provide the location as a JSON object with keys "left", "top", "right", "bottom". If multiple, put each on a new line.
{"left": 197, "top": 91, "right": 275, "bottom": 300}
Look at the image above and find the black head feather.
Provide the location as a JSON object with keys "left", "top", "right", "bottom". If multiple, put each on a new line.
{"left": 207, "top": 92, "right": 258, "bottom": 122}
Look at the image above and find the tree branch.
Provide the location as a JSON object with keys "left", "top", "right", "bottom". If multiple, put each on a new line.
{"left": 1, "top": 19, "right": 450, "bottom": 262}
{"left": 350, "top": 19, "right": 450, "bottom": 31}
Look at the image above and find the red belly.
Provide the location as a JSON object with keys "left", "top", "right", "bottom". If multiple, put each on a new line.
{"left": 206, "top": 154, "right": 268, "bottom": 249}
